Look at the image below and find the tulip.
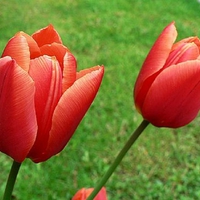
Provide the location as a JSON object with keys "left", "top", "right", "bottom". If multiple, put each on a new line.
{"left": 72, "top": 187, "right": 107, "bottom": 200}
{"left": 134, "top": 22, "right": 200, "bottom": 128}
{"left": 0, "top": 25, "right": 104, "bottom": 163}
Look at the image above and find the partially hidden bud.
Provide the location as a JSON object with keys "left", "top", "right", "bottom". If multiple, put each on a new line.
{"left": 72, "top": 187, "right": 107, "bottom": 200}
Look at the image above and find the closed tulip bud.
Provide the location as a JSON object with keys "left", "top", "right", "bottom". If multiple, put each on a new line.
{"left": 0, "top": 25, "right": 104, "bottom": 163}
{"left": 72, "top": 187, "right": 107, "bottom": 200}
{"left": 134, "top": 22, "right": 200, "bottom": 128}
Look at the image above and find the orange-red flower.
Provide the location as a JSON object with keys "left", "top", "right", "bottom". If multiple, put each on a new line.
{"left": 134, "top": 22, "right": 200, "bottom": 128}
{"left": 72, "top": 187, "right": 107, "bottom": 200}
{"left": 0, "top": 25, "right": 104, "bottom": 163}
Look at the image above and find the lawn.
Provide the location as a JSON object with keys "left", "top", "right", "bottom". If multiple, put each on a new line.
{"left": 1, "top": 0, "right": 200, "bottom": 199}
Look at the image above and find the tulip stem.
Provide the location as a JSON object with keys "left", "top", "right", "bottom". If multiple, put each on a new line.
{"left": 87, "top": 119, "right": 149, "bottom": 200}
{"left": 3, "top": 160, "right": 21, "bottom": 200}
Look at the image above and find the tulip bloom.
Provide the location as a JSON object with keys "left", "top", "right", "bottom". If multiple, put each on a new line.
{"left": 0, "top": 25, "right": 104, "bottom": 163}
{"left": 134, "top": 22, "right": 200, "bottom": 128}
{"left": 72, "top": 187, "right": 107, "bottom": 200}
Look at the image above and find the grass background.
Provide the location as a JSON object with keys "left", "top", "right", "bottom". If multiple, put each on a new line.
{"left": 1, "top": 0, "right": 200, "bottom": 199}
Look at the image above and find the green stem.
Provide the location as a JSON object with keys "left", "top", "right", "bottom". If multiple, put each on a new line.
{"left": 3, "top": 160, "right": 21, "bottom": 200}
{"left": 87, "top": 119, "right": 149, "bottom": 200}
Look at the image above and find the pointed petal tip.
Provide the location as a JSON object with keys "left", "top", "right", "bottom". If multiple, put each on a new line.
{"left": 32, "top": 24, "right": 62, "bottom": 47}
{"left": 1, "top": 33, "right": 31, "bottom": 71}
{"left": 161, "top": 21, "right": 177, "bottom": 44}
{"left": 134, "top": 22, "right": 178, "bottom": 103}
{"left": 77, "top": 65, "right": 104, "bottom": 80}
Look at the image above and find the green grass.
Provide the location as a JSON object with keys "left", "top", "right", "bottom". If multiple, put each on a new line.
{"left": 1, "top": 0, "right": 200, "bottom": 199}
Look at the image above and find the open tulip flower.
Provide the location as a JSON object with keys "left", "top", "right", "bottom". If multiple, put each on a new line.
{"left": 72, "top": 187, "right": 107, "bottom": 200}
{"left": 134, "top": 22, "right": 200, "bottom": 128}
{"left": 0, "top": 25, "right": 104, "bottom": 163}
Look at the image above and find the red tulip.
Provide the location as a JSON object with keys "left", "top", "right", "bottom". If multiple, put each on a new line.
{"left": 72, "top": 187, "right": 107, "bottom": 200}
{"left": 134, "top": 22, "right": 200, "bottom": 128}
{"left": 0, "top": 25, "right": 104, "bottom": 163}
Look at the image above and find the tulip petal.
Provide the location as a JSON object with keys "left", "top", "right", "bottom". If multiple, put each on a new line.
{"left": 0, "top": 57, "right": 37, "bottom": 162}
{"left": 15, "top": 32, "right": 41, "bottom": 58}
{"left": 28, "top": 56, "right": 62, "bottom": 159}
{"left": 62, "top": 52, "right": 77, "bottom": 92}
{"left": 142, "top": 60, "right": 200, "bottom": 128}
{"left": 134, "top": 22, "right": 177, "bottom": 99}
{"left": 1, "top": 34, "right": 30, "bottom": 71}
{"left": 72, "top": 187, "right": 107, "bottom": 200}
{"left": 32, "top": 24, "right": 62, "bottom": 47}
{"left": 172, "top": 36, "right": 200, "bottom": 51}
{"left": 40, "top": 42, "right": 70, "bottom": 70}
{"left": 164, "top": 41, "right": 200, "bottom": 67}
{"left": 76, "top": 66, "right": 101, "bottom": 80}
{"left": 32, "top": 66, "right": 104, "bottom": 162}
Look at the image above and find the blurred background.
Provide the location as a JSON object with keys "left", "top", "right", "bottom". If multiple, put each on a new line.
{"left": 1, "top": 0, "right": 200, "bottom": 199}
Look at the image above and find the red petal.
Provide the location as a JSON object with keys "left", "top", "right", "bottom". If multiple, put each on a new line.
{"left": 16, "top": 32, "right": 41, "bottom": 58}
{"left": 142, "top": 60, "right": 200, "bottom": 128}
{"left": 32, "top": 66, "right": 104, "bottom": 162}
{"left": 72, "top": 188, "right": 86, "bottom": 200}
{"left": 28, "top": 56, "right": 62, "bottom": 159}
{"left": 32, "top": 24, "right": 62, "bottom": 47}
{"left": 164, "top": 42, "right": 200, "bottom": 67}
{"left": 1, "top": 34, "right": 30, "bottom": 71}
{"left": 40, "top": 42, "right": 70, "bottom": 70}
{"left": 62, "top": 52, "right": 77, "bottom": 92}
{"left": 172, "top": 36, "right": 200, "bottom": 51}
{"left": 0, "top": 57, "right": 37, "bottom": 162}
{"left": 134, "top": 22, "right": 177, "bottom": 102}
{"left": 76, "top": 66, "right": 101, "bottom": 79}
{"left": 90, "top": 187, "right": 107, "bottom": 200}
{"left": 72, "top": 187, "right": 107, "bottom": 200}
